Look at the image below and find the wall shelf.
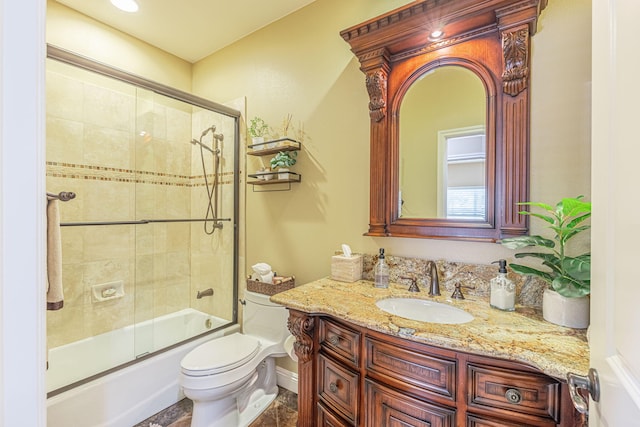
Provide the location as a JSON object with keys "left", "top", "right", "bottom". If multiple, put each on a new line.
{"left": 247, "top": 138, "right": 302, "bottom": 191}
{"left": 247, "top": 137, "right": 301, "bottom": 157}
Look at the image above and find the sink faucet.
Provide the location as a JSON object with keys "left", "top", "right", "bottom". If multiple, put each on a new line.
{"left": 426, "top": 261, "right": 441, "bottom": 296}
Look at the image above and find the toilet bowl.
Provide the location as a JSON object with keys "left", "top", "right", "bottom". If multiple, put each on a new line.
{"left": 179, "top": 290, "right": 291, "bottom": 427}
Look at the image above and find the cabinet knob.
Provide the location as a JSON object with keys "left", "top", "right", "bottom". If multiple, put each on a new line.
{"left": 329, "top": 382, "right": 339, "bottom": 393}
{"left": 505, "top": 388, "right": 522, "bottom": 404}
{"left": 328, "top": 335, "right": 340, "bottom": 346}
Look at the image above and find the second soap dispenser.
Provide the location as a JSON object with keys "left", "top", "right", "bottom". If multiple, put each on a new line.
{"left": 374, "top": 248, "right": 389, "bottom": 289}
{"left": 490, "top": 259, "right": 515, "bottom": 311}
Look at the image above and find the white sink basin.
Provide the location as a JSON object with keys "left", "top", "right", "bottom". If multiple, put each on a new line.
{"left": 376, "top": 298, "right": 474, "bottom": 324}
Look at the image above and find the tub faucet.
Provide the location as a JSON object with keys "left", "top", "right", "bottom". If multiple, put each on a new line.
{"left": 197, "top": 288, "right": 214, "bottom": 299}
{"left": 426, "top": 261, "right": 441, "bottom": 296}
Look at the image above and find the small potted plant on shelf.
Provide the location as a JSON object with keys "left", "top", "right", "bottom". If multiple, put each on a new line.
{"left": 500, "top": 196, "right": 591, "bottom": 328}
{"left": 248, "top": 116, "right": 269, "bottom": 147}
{"left": 270, "top": 151, "right": 297, "bottom": 180}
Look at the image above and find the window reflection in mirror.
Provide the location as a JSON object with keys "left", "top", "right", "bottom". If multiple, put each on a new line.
{"left": 399, "top": 65, "right": 487, "bottom": 220}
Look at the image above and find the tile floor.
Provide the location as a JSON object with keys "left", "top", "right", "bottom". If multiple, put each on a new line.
{"left": 133, "top": 387, "right": 298, "bottom": 427}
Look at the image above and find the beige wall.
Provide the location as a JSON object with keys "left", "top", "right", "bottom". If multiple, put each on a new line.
{"left": 192, "top": 0, "right": 592, "bottom": 286}
{"left": 46, "top": 0, "right": 192, "bottom": 92}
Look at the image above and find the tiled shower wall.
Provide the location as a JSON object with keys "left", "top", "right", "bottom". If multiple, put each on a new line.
{"left": 45, "top": 59, "right": 236, "bottom": 349}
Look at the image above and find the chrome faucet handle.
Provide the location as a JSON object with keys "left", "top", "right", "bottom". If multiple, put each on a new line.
{"left": 451, "top": 283, "right": 476, "bottom": 300}
{"left": 400, "top": 276, "right": 419, "bottom": 292}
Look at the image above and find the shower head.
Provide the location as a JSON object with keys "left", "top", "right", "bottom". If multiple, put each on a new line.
{"left": 201, "top": 125, "right": 216, "bottom": 138}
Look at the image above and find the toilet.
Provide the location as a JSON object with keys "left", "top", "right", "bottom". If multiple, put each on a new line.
{"left": 179, "top": 290, "right": 291, "bottom": 427}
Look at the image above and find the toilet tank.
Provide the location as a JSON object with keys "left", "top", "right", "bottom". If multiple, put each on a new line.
{"left": 243, "top": 290, "right": 289, "bottom": 344}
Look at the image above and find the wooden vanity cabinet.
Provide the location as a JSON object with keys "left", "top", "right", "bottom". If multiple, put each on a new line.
{"left": 287, "top": 311, "right": 583, "bottom": 427}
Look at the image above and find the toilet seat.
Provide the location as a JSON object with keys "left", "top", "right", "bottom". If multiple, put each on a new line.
{"left": 181, "top": 333, "right": 260, "bottom": 377}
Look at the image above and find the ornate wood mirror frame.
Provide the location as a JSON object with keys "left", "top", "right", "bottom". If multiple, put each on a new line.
{"left": 341, "top": 0, "right": 547, "bottom": 241}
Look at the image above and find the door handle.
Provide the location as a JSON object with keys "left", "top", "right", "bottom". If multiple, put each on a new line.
{"left": 567, "top": 368, "right": 600, "bottom": 416}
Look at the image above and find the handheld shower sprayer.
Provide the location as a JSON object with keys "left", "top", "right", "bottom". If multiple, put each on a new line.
{"left": 191, "top": 124, "right": 224, "bottom": 235}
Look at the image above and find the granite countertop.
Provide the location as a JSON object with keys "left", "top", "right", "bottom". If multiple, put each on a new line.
{"left": 270, "top": 277, "right": 589, "bottom": 380}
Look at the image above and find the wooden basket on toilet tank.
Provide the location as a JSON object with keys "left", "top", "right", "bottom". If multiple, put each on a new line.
{"left": 247, "top": 275, "right": 295, "bottom": 296}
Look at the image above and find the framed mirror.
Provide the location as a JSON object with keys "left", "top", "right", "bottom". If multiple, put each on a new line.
{"left": 341, "top": 0, "right": 547, "bottom": 241}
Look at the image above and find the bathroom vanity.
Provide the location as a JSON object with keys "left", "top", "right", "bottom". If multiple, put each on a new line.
{"left": 270, "top": 278, "right": 588, "bottom": 427}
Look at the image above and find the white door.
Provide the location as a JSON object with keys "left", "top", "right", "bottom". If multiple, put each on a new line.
{"left": 589, "top": 0, "right": 640, "bottom": 424}
{"left": 0, "top": 1, "right": 48, "bottom": 427}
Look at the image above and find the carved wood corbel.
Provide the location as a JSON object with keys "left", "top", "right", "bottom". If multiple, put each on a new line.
{"left": 358, "top": 48, "right": 390, "bottom": 122}
{"left": 365, "top": 68, "right": 388, "bottom": 122}
{"left": 502, "top": 26, "right": 530, "bottom": 96}
{"left": 287, "top": 311, "right": 315, "bottom": 363}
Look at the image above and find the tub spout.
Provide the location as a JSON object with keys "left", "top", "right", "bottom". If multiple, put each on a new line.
{"left": 197, "top": 288, "right": 214, "bottom": 299}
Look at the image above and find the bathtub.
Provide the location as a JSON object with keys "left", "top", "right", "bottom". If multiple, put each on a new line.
{"left": 47, "top": 308, "right": 239, "bottom": 427}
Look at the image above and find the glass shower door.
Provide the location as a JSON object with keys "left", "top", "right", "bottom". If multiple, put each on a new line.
{"left": 45, "top": 52, "right": 239, "bottom": 394}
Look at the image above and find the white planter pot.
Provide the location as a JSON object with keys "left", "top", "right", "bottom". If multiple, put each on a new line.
{"left": 277, "top": 168, "right": 290, "bottom": 180}
{"left": 251, "top": 136, "right": 265, "bottom": 147}
{"left": 542, "top": 288, "right": 590, "bottom": 329}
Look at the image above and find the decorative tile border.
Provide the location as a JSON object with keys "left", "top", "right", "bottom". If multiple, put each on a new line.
{"left": 46, "top": 161, "right": 234, "bottom": 187}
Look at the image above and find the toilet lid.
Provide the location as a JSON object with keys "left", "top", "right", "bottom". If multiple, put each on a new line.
{"left": 181, "top": 333, "right": 260, "bottom": 376}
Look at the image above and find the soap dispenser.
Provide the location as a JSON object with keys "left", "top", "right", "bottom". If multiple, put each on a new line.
{"left": 490, "top": 259, "right": 515, "bottom": 311}
{"left": 374, "top": 248, "right": 389, "bottom": 289}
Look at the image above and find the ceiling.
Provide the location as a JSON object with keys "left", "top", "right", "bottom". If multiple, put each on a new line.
{"left": 55, "top": 0, "right": 318, "bottom": 63}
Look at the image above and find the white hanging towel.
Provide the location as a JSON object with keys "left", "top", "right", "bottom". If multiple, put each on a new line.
{"left": 46, "top": 197, "right": 64, "bottom": 310}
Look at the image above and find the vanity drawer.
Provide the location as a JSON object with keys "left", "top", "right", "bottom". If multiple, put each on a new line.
{"left": 317, "top": 353, "right": 360, "bottom": 424}
{"left": 365, "top": 379, "right": 456, "bottom": 427}
{"left": 365, "top": 336, "right": 457, "bottom": 402}
{"left": 318, "top": 402, "right": 354, "bottom": 427}
{"left": 467, "top": 363, "right": 561, "bottom": 424}
{"left": 319, "top": 318, "right": 360, "bottom": 367}
{"left": 467, "top": 413, "right": 557, "bottom": 427}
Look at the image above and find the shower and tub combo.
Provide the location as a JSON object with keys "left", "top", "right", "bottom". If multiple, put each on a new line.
{"left": 45, "top": 45, "right": 249, "bottom": 426}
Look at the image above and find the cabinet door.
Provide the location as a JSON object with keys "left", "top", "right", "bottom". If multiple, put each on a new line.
{"left": 365, "top": 380, "right": 455, "bottom": 427}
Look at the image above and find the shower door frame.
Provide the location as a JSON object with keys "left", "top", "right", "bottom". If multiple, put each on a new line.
{"left": 46, "top": 44, "right": 242, "bottom": 394}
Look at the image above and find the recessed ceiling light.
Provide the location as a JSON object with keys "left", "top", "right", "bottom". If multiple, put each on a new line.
{"left": 110, "top": 0, "right": 139, "bottom": 13}
{"left": 429, "top": 29, "right": 445, "bottom": 41}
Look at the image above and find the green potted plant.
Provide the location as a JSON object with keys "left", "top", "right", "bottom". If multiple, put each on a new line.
{"left": 270, "top": 151, "right": 297, "bottom": 180}
{"left": 248, "top": 116, "right": 269, "bottom": 146}
{"left": 500, "top": 196, "right": 591, "bottom": 328}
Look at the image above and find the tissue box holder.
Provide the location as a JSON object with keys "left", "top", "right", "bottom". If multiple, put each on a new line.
{"left": 331, "top": 255, "right": 363, "bottom": 282}
{"left": 247, "top": 276, "right": 295, "bottom": 296}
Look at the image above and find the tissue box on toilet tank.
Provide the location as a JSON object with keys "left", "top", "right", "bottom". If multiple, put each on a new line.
{"left": 331, "top": 254, "right": 363, "bottom": 282}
